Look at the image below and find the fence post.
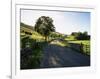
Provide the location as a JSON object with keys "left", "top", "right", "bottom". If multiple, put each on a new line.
{"left": 86, "top": 45, "right": 88, "bottom": 54}
{"left": 80, "top": 42, "right": 83, "bottom": 53}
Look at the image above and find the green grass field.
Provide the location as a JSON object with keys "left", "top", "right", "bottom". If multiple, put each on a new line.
{"left": 68, "top": 40, "right": 90, "bottom": 55}
{"left": 65, "top": 35, "right": 76, "bottom": 41}
{"left": 50, "top": 40, "right": 69, "bottom": 47}
{"left": 31, "top": 31, "right": 44, "bottom": 41}
{"left": 68, "top": 40, "right": 90, "bottom": 45}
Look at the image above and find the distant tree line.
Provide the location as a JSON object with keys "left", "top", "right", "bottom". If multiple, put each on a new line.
{"left": 71, "top": 31, "right": 90, "bottom": 40}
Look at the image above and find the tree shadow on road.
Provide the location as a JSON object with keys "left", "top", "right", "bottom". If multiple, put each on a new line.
{"left": 40, "top": 43, "right": 90, "bottom": 69}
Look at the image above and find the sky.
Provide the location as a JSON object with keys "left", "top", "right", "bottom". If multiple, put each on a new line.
{"left": 21, "top": 9, "right": 90, "bottom": 35}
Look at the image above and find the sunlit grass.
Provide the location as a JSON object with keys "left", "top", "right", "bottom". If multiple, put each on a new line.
{"left": 51, "top": 40, "right": 69, "bottom": 47}
{"left": 65, "top": 35, "right": 76, "bottom": 41}
{"left": 31, "top": 33, "right": 44, "bottom": 41}
{"left": 68, "top": 40, "right": 90, "bottom": 45}
{"left": 68, "top": 40, "right": 90, "bottom": 55}
{"left": 20, "top": 26, "right": 33, "bottom": 33}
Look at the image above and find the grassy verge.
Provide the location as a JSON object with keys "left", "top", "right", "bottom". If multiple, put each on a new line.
{"left": 50, "top": 40, "right": 69, "bottom": 47}
{"left": 68, "top": 40, "right": 90, "bottom": 45}
{"left": 68, "top": 40, "right": 90, "bottom": 55}
{"left": 64, "top": 35, "right": 76, "bottom": 41}
{"left": 20, "top": 31, "right": 46, "bottom": 69}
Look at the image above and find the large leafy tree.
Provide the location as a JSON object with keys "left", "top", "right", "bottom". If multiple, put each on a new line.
{"left": 34, "top": 16, "right": 55, "bottom": 41}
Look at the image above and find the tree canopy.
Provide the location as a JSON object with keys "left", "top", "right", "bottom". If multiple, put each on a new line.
{"left": 71, "top": 31, "right": 90, "bottom": 40}
{"left": 34, "top": 16, "right": 55, "bottom": 41}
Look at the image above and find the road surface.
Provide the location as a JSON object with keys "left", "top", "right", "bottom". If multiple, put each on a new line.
{"left": 40, "top": 43, "right": 90, "bottom": 68}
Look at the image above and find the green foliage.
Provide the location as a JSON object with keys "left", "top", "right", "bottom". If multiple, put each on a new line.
{"left": 69, "top": 40, "right": 90, "bottom": 55}
{"left": 21, "top": 37, "right": 32, "bottom": 48}
{"left": 34, "top": 16, "right": 55, "bottom": 41}
{"left": 50, "top": 32, "right": 64, "bottom": 39}
{"left": 21, "top": 37, "right": 44, "bottom": 69}
{"left": 71, "top": 31, "right": 90, "bottom": 40}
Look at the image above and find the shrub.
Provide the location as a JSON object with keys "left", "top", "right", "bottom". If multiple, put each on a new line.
{"left": 21, "top": 37, "right": 44, "bottom": 69}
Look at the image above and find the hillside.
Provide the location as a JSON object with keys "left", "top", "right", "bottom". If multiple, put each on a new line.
{"left": 20, "top": 22, "right": 44, "bottom": 41}
{"left": 20, "top": 22, "right": 34, "bottom": 33}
